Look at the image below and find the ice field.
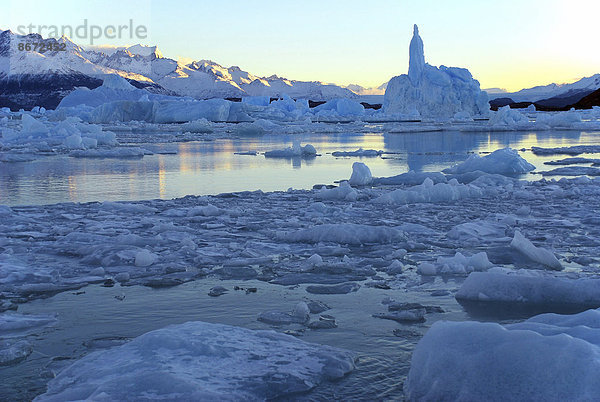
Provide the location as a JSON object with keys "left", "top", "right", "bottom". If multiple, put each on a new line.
{"left": 2, "top": 110, "right": 600, "bottom": 399}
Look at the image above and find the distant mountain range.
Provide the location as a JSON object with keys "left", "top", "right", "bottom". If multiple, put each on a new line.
{"left": 486, "top": 74, "right": 600, "bottom": 110}
{"left": 2, "top": 28, "right": 599, "bottom": 111}
{"left": 0, "top": 29, "right": 356, "bottom": 110}
{"left": 342, "top": 82, "right": 387, "bottom": 96}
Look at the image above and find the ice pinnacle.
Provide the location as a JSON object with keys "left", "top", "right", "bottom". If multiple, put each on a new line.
{"left": 408, "top": 24, "right": 425, "bottom": 84}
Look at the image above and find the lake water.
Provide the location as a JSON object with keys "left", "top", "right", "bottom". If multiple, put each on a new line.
{"left": 2, "top": 126, "right": 600, "bottom": 400}
{"left": 2, "top": 126, "right": 599, "bottom": 206}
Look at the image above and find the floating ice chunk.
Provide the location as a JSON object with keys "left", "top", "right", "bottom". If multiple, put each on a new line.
{"left": 258, "top": 302, "right": 311, "bottom": 325}
{"left": 510, "top": 230, "right": 562, "bottom": 270}
{"left": 21, "top": 114, "right": 49, "bottom": 136}
{"left": 208, "top": 286, "right": 228, "bottom": 297}
{"left": 531, "top": 145, "right": 600, "bottom": 156}
{"left": 331, "top": 149, "right": 382, "bottom": 157}
{"left": 452, "top": 111, "right": 473, "bottom": 122}
{"left": 307, "top": 301, "right": 330, "bottom": 314}
{"left": 315, "top": 182, "right": 358, "bottom": 201}
{"left": 443, "top": 148, "right": 535, "bottom": 176}
{"left": 181, "top": 118, "right": 213, "bottom": 133}
{"left": 536, "top": 109, "right": 582, "bottom": 128}
{"left": 233, "top": 121, "right": 266, "bottom": 136}
{"left": 374, "top": 171, "right": 447, "bottom": 186}
{"left": 455, "top": 268, "right": 600, "bottom": 308}
{"left": 373, "top": 309, "right": 426, "bottom": 323}
{"left": 418, "top": 252, "right": 492, "bottom": 276}
{"left": 386, "top": 260, "right": 404, "bottom": 274}
{"left": 306, "top": 282, "right": 360, "bottom": 294}
{"left": 100, "top": 202, "right": 157, "bottom": 214}
{"left": 134, "top": 249, "right": 158, "bottom": 267}
{"left": 0, "top": 340, "right": 33, "bottom": 366}
{"left": 187, "top": 204, "right": 222, "bottom": 217}
{"left": 36, "top": 321, "right": 355, "bottom": 401}
{"left": 308, "top": 316, "right": 337, "bottom": 329}
{"left": 348, "top": 162, "right": 373, "bottom": 186}
{"left": 59, "top": 75, "right": 155, "bottom": 109}
{"left": 405, "top": 309, "right": 600, "bottom": 400}
{"left": 264, "top": 142, "right": 317, "bottom": 158}
{"left": 280, "top": 224, "right": 404, "bottom": 245}
{"left": 69, "top": 147, "right": 149, "bottom": 158}
{"left": 374, "top": 178, "right": 483, "bottom": 204}
{"left": 306, "top": 254, "right": 324, "bottom": 267}
{"left": 447, "top": 220, "right": 509, "bottom": 244}
{"left": 293, "top": 302, "right": 310, "bottom": 320}
{"left": 153, "top": 99, "right": 232, "bottom": 123}
{"left": 0, "top": 153, "right": 37, "bottom": 162}
{"left": 303, "top": 143, "right": 317, "bottom": 155}
{"left": 544, "top": 157, "right": 600, "bottom": 166}
{"left": 0, "top": 313, "right": 57, "bottom": 338}
{"left": 416, "top": 262, "right": 437, "bottom": 276}
{"left": 242, "top": 96, "right": 271, "bottom": 107}
{"left": 540, "top": 166, "right": 600, "bottom": 177}
{"left": 488, "top": 105, "right": 530, "bottom": 128}
{"left": 63, "top": 134, "right": 83, "bottom": 149}
{"left": 314, "top": 98, "right": 365, "bottom": 117}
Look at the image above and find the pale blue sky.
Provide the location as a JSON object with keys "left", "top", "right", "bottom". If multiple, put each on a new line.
{"left": 3, "top": 0, "right": 599, "bottom": 91}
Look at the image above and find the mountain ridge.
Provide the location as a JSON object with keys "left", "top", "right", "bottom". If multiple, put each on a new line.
{"left": 0, "top": 29, "right": 356, "bottom": 109}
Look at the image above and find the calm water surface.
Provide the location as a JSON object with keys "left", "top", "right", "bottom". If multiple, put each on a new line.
{"left": 2, "top": 128, "right": 599, "bottom": 206}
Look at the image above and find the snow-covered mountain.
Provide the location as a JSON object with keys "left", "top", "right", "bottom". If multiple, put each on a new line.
{"left": 344, "top": 82, "right": 388, "bottom": 96}
{"left": 492, "top": 74, "right": 600, "bottom": 105}
{"left": 0, "top": 29, "right": 356, "bottom": 110}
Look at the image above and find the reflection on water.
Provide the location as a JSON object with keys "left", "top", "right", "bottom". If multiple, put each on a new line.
{"left": 1, "top": 128, "right": 599, "bottom": 206}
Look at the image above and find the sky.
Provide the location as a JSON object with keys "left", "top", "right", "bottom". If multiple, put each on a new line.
{"left": 2, "top": 0, "right": 599, "bottom": 92}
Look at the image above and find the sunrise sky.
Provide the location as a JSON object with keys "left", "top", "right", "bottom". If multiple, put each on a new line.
{"left": 3, "top": 0, "right": 599, "bottom": 92}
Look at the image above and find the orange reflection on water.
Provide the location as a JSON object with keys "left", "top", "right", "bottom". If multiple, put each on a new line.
{"left": 68, "top": 175, "right": 77, "bottom": 201}
{"left": 158, "top": 157, "right": 166, "bottom": 198}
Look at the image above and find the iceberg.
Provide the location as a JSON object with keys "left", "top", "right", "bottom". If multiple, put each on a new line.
{"left": 443, "top": 148, "right": 535, "bottom": 176}
{"left": 348, "top": 162, "right": 373, "bottom": 186}
{"left": 405, "top": 308, "right": 600, "bottom": 400}
{"left": 36, "top": 321, "right": 355, "bottom": 401}
{"left": 383, "top": 25, "right": 489, "bottom": 119}
{"left": 58, "top": 74, "right": 162, "bottom": 109}
{"left": 264, "top": 142, "right": 317, "bottom": 158}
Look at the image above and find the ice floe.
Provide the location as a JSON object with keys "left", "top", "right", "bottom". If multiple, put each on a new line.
{"left": 443, "top": 148, "right": 535, "bottom": 176}
{"left": 36, "top": 321, "right": 355, "bottom": 401}
{"left": 417, "top": 251, "right": 493, "bottom": 276}
{"left": 456, "top": 268, "right": 600, "bottom": 308}
{"left": 264, "top": 142, "right": 317, "bottom": 158}
{"left": 510, "top": 230, "right": 563, "bottom": 270}
{"left": 374, "top": 178, "right": 484, "bottom": 204}
{"left": 405, "top": 308, "right": 600, "bottom": 400}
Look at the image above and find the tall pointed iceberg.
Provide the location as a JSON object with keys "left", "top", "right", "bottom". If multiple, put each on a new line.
{"left": 408, "top": 24, "right": 425, "bottom": 84}
{"left": 384, "top": 25, "right": 490, "bottom": 119}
